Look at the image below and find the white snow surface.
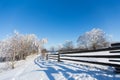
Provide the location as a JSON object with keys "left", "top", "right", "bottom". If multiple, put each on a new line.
{"left": 0, "top": 54, "right": 120, "bottom": 80}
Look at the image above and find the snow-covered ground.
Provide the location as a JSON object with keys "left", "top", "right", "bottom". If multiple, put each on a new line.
{"left": 0, "top": 54, "right": 120, "bottom": 80}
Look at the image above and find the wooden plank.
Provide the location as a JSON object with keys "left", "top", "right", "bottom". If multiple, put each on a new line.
{"left": 59, "top": 47, "right": 120, "bottom": 54}
{"left": 111, "top": 43, "right": 120, "bottom": 47}
{"left": 58, "top": 53, "right": 60, "bottom": 62}
{"left": 47, "top": 51, "right": 58, "bottom": 52}
{"left": 109, "top": 60, "right": 120, "bottom": 62}
{"left": 48, "top": 54, "right": 58, "bottom": 55}
{"left": 110, "top": 51, "right": 120, "bottom": 53}
{"left": 61, "top": 55, "right": 120, "bottom": 58}
{"left": 48, "top": 58, "right": 58, "bottom": 60}
{"left": 60, "top": 58, "right": 120, "bottom": 67}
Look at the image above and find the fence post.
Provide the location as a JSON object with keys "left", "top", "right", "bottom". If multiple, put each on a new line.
{"left": 58, "top": 53, "right": 60, "bottom": 62}
{"left": 46, "top": 54, "right": 48, "bottom": 60}
{"left": 110, "top": 43, "right": 120, "bottom": 73}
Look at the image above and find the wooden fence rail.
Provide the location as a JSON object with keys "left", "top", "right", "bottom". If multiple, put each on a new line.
{"left": 47, "top": 43, "right": 120, "bottom": 73}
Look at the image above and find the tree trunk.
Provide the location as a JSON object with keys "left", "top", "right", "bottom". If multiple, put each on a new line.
{"left": 93, "top": 43, "right": 96, "bottom": 50}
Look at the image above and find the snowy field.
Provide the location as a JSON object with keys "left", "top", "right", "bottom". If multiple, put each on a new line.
{"left": 0, "top": 54, "right": 120, "bottom": 80}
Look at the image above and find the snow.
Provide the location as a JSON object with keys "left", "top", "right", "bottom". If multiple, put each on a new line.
{"left": 0, "top": 54, "right": 120, "bottom": 80}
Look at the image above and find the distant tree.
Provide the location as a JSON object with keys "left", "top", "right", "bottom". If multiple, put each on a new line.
{"left": 49, "top": 46, "right": 57, "bottom": 54}
{"left": 57, "top": 44, "right": 63, "bottom": 51}
{"left": 41, "top": 48, "right": 47, "bottom": 59}
{"left": 62, "top": 40, "right": 74, "bottom": 50}
{"left": 77, "top": 34, "right": 89, "bottom": 50}
{"left": 50, "top": 46, "right": 55, "bottom": 52}
{"left": 77, "top": 28, "right": 110, "bottom": 50}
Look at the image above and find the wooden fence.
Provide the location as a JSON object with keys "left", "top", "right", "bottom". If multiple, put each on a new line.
{"left": 47, "top": 43, "right": 120, "bottom": 72}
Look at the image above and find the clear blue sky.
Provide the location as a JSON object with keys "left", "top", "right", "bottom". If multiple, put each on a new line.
{"left": 0, "top": 0, "right": 120, "bottom": 48}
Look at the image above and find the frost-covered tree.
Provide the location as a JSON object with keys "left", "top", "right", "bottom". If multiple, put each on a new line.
{"left": 0, "top": 31, "right": 46, "bottom": 68}
{"left": 77, "top": 34, "right": 89, "bottom": 50}
{"left": 0, "top": 40, "right": 11, "bottom": 61}
{"left": 77, "top": 28, "right": 110, "bottom": 50}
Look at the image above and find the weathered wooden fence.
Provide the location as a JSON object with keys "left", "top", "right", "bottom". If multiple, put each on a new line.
{"left": 47, "top": 43, "right": 120, "bottom": 72}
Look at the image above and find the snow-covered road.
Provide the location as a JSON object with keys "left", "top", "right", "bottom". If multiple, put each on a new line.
{"left": 0, "top": 55, "right": 120, "bottom": 80}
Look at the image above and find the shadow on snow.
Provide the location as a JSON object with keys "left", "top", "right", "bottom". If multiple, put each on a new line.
{"left": 34, "top": 56, "right": 120, "bottom": 80}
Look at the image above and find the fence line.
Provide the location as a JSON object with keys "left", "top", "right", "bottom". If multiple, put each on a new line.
{"left": 47, "top": 43, "right": 120, "bottom": 72}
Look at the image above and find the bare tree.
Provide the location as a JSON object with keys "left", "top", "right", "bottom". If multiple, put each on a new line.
{"left": 62, "top": 40, "right": 74, "bottom": 50}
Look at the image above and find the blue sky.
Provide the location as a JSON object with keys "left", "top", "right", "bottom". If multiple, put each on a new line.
{"left": 0, "top": 0, "right": 120, "bottom": 48}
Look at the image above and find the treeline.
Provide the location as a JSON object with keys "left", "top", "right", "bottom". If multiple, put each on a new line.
{"left": 0, "top": 31, "right": 47, "bottom": 68}
{"left": 50, "top": 28, "right": 111, "bottom": 52}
